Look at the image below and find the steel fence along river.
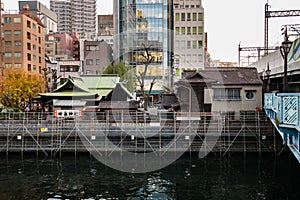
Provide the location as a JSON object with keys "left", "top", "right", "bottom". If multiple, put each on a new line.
{"left": 0, "top": 111, "right": 284, "bottom": 159}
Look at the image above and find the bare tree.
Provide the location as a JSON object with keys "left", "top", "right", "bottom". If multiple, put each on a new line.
{"left": 136, "top": 44, "right": 156, "bottom": 111}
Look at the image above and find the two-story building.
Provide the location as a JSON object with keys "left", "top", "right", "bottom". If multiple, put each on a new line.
{"left": 176, "top": 67, "right": 263, "bottom": 117}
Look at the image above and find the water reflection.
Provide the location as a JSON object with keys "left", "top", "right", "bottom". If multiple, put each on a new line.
{"left": 0, "top": 153, "right": 300, "bottom": 199}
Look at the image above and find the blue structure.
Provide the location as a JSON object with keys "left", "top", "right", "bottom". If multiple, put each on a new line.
{"left": 264, "top": 93, "right": 300, "bottom": 162}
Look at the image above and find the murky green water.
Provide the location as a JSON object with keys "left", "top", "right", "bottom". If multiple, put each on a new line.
{"left": 0, "top": 152, "right": 300, "bottom": 200}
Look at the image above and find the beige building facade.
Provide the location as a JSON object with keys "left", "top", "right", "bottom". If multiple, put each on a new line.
{"left": 173, "top": 0, "right": 205, "bottom": 76}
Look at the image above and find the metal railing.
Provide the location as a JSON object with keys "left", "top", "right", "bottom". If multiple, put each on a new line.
{"left": 0, "top": 111, "right": 283, "bottom": 157}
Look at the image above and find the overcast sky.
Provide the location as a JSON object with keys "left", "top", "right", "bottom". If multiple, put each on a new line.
{"left": 2, "top": 0, "right": 300, "bottom": 63}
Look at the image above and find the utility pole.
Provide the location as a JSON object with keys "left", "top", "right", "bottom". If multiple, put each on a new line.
{"left": 265, "top": 3, "right": 300, "bottom": 55}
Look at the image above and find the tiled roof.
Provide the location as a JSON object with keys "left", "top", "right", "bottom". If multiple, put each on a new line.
{"left": 40, "top": 75, "right": 119, "bottom": 98}
{"left": 80, "top": 75, "right": 118, "bottom": 89}
{"left": 53, "top": 100, "right": 86, "bottom": 107}
{"left": 182, "top": 67, "right": 262, "bottom": 85}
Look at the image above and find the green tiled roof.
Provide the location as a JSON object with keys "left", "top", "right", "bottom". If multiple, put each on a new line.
{"left": 39, "top": 75, "right": 119, "bottom": 98}
{"left": 80, "top": 75, "right": 119, "bottom": 89}
{"left": 40, "top": 91, "right": 95, "bottom": 97}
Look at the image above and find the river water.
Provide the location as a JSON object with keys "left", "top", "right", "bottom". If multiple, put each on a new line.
{"left": 0, "top": 152, "right": 300, "bottom": 200}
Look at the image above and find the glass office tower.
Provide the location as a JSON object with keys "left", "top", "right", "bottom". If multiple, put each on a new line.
{"left": 114, "top": 0, "right": 173, "bottom": 90}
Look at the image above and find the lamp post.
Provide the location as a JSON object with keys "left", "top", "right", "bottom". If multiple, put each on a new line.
{"left": 280, "top": 28, "right": 293, "bottom": 92}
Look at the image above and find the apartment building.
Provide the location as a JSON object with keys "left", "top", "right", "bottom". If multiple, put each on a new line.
{"left": 173, "top": 0, "right": 205, "bottom": 75}
{"left": 50, "top": 0, "right": 96, "bottom": 40}
{"left": 83, "top": 40, "right": 113, "bottom": 75}
{"left": 2, "top": 6, "right": 45, "bottom": 76}
{"left": 45, "top": 32, "right": 80, "bottom": 61}
{"left": 18, "top": 1, "right": 57, "bottom": 35}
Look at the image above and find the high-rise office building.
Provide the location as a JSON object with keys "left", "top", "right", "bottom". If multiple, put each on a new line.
{"left": 114, "top": 0, "right": 173, "bottom": 91}
{"left": 173, "top": 0, "right": 205, "bottom": 74}
{"left": 50, "top": 0, "right": 96, "bottom": 39}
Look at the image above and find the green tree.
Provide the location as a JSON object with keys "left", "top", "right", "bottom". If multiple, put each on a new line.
{"left": 0, "top": 68, "right": 45, "bottom": 111}
{"left": 103, "top": 61, "right": 134, "bottom": 91}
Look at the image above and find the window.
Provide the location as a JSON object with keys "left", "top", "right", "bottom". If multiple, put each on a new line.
{"left": 181, "top": 27, "right": 185, "bottom": 35}
{"left": 15, "top": 63, "right": 21, "bottom": 68}
{"left": 187, "top": 13, "right": 191, "bottom": 21}
{"left": 175, "top": 27, "right": 180, "bottom": 35}
{"left": 181, "top": 13, "right": 185, "bottom": 21}
{"left": 27, "top": 32, "right": 31, "bottom": 40}
{"left": 4, "top": 30, "right": 11, "bottom": 36}
{"left": 38, "top": 26, "right": 41, "bottom": 33}
{"left": 4, "top": 17, "right": 11, "bottom": 23}
{"left": 187, "top": 41, "right": 191, "bottom": 49}
{"left": 5, "top": 41, "right": 12, "bottom": 46}
{"left": 14, "top": 30, "right": 21, "bottom": 36}
{"left": 27, "top": 53, "right": 31, "bottom": 61}
{"left": 245, "top": 90, "right": 256, "bottom": 100}
{"left": 86, "top": 45, "right": 99, "bottom": 51}
{"left": 198, "top": 26, "right": 203, "bottom": 34}
{"left": 28, "top": 64, "right": 31, "bottom": 71}
{"left": 192, "top": 54, "right": 197, "bottom": 62}
{"left": 4, "top": 53, "right": 12, "bottom": 58}
{"left": 38, "top": 47, "right": 41, "bottom": 53}
{"left": 193, "top": 40, "right": 197, "bottom": 49}
{"left": 175, "top": 13, "right": 180, "bottom": 21}
{"left": 60, "top": 66, "right": 65, "bottom": 72}
{"left": 198, "top": 13, "right": 203, "bottom": 21}
{"left": 27, "top": 20, "right": 31, "bottom": 28}
{"left": 213, "top": 89, "right": 241, "bottom": 100}
{"left": 192, "top": 27, "right": 197, "bottom": 35}
{"left": 5, "top": 64, "right": 12, "bottom": 68}
{"left": 187, "top": 27, "right": 191, "bottom": 35}
{"left": 14, "top": 17, "right": 21, "bottom": 23}
{"left": 32, "top": 55, "right": 36, "bottom": 61}
{"left": 27, "top": 43, "right": 31, "bottom": 50}
{"left": 198, "top": 40, "right": 203, "bottom": 49}
{"left": 38, "top": 37, "right": 41, "bottom": 44}
{"left": 15, "top": 41, "right": 21, "bottom": 46}
{"left": 33, "top": 44, "right": 36, "bottom": 50}
{"left": 193, "top": 13, "right": 197, "bottom": 21}
{"left": 32, "top": 23, "right": 36, "bottom": 29}
{"left": 198, "top": 54, "right": 203, "bottom": 63}
{"left": 14, "top": 52, "right": 22, "bottom": 58}
{"left": 86, "top": 59, "right": 93, "bottom": 65}
{"left": 33, "top": 65, "right": 36, "bottom": 70}
{"left": 96, "top": 59, "right": 100, "bottom": 65}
